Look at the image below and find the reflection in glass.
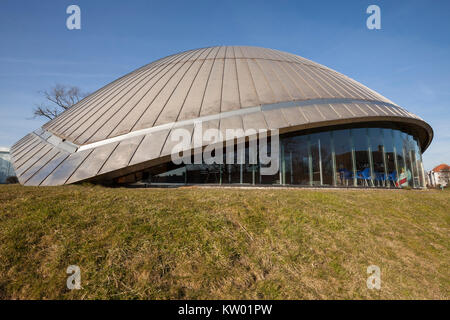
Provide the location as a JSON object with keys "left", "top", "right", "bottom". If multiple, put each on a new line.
{"left": 369, "top": 128, "right": 387, "bottom": 187}
{"left": 334, "top": 129, "right": 353, "bottom": 187}
{"left": 129, "top": 126, "right": 425, "bottom": 189}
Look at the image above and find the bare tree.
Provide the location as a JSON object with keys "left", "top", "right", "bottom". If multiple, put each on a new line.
{"left": 33, "top": 84, "right": 88, "bottom": 120}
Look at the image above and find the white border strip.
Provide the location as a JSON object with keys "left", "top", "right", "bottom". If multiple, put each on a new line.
{"left": 39, "top": 98, "right": 403, "bottom": 153}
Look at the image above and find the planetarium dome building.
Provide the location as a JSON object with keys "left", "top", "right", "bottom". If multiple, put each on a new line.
{"left": 11, "top": 46, "right": 432, "bottom": 188}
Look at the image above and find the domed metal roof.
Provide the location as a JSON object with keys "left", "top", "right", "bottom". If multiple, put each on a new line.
{"left": 10, "top": 46, "right": 433, "bottom": 186}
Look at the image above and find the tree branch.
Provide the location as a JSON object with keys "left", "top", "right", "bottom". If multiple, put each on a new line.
{"left": 33, "top": 84, "right": 88, "bottom": 120}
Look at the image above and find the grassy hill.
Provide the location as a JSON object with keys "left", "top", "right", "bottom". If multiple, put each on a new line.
{"left": 0, "top": 184, "right": 448, "bottom": 299}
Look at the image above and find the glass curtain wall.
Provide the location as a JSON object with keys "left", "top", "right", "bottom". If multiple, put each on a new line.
{"left": 135, "top": 126, "right": 425, "bottom": 188}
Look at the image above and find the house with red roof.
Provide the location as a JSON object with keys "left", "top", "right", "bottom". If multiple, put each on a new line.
{"left": 427, "top": 164, "right": 450, "bottom": 187}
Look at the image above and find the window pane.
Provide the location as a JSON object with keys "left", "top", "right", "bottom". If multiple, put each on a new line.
{"left": 382, "top": 128, "right": 397, "bottom": 187}
{"left": 414, "top": 137, "right": 425, "bottom": 187}
{"left": 284, "top": 134, "right": 310, "bottom": 185}
{"left": 151, "top": 163, "right": 185, "bottom": 184}
{"left": 406, "top": 134, "right": 418, "bottom": 188}
{"left": 395, "top": 131, "right": 408, "bottom": 187}
{"left": 318, "top": 131, "right": 334, "bottom": 185}
{"left": 352, "top": 128, "right": 371, "bottom": 187}
{"left": 130, "top": 126, "right": 424, "bottom": 189}
{"left": 334, "top": 129, "right": 353, "bottom": 186}
{"left": 259, "top": 141, "right": 279, "bottom": 184}
{"left": 369, "top": 128, "right": 387, "bottom": 187}
{"left": 310, "top": 133, "right": 322, "bottom": 186}
{"left": 187, "top": 164, "right": 221, "bottom": 184}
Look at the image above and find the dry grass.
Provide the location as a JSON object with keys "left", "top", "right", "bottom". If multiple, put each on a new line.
{"left": 0, "top": 184, "right": 448, "bottom": 299}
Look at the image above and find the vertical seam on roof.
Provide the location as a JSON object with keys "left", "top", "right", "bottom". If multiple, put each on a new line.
{"left": 69, "top": 52, "right": 187, "bottom": 142}
{"left": 395, "top": 106, "right": 410, "bottom": 117}
{"left": 61, "top": 51, "right": 187, "bottom": 137}
{"left": 343, "top": 74, "right": 390, "bottom": 103}
{"left": 271, "top": 49, "right": 321, "bottom": 98}
{"left": 151, "top": 51, "right": 207, "bottom": 126}
{"left": 12, "top": 141, "right": 39, "bottom": 166}
{"left": 371, "top": 103, "right": 389, "bottom": 115}
{"left": 300, "top": 106, "right": 310, "bottom": 122}
{"left": 255, "top": 58, "right": 290, "bottom": 126}
{"left": 173, "top": 47, "right": 216, "bottom": 124}
{"left": 302, "top": 65, "right": 345, "bottom": 98}
{"left": 312, "top": 67, "right": 358, "bottom": 99}
{"left": 58, "top": 64, "right": 164, "bottom": 132}
{"left": 231, "top": 46, "right": 245, "bottom": 133}
{"left": 242, "top": 58, "right": 261, "bottom": 106}
{"left": 98, "top": 49, "right": 204, "bottom": 142}
{"left": 11, "top": 135, "right": 30, "bottom": 152}
{"left": 396, "top": 106, "right": 412, "bottom": 117}
{"left": 273, "top": 60, "right": 307, "bottom": 99}
{"left": 12, "top": 134, "right": 30, "bottom": 147}
{"left": 12, "top": 138, "right": 30, "bottom": 154}
{"left": 38, "top": 153, "right": 71, "bottom": 186}
{"left": 258, "top": 58, "right": 292, "bottom": 101}
{"left": 48, "top": 48, "right": 189, "bottom": 129}
{"left": 45, "top": 80, "right": 116, "bottom": 132}
{"left": 312, "top": 104, "right": 326, "bottom": 120}
{"left": 128, "top": 49, "right": 205, "bottom": 134}
{"left": 43, "top": 84, "right": 106, "bottom": 131}
{"left": 381, "top": 104, "right": 397, "bottom": 116}
{"left": 185, "top": 46, "right": 222, "bottom": 149}
{"left": 11, "top": 136, "right": 37, "bottom": 158}
{"left": 322, "top": 69, "right": 371, "bottom": 100}
{"left": 237, "top": 49, "right": 266, "bottom": 131}
{"left": 219, "top": 46, "right": 227, "bottom": 115}
{"left": 285, "top": 61, "right": 322, "bottom": 97}
{"left": 126, "top": 135, "right": 146, "bottom": 167}
{"left": 149, "top": 49, "right": 210, "bottom": 128}
{"left": 63, "top": 149, "right": 96, "bottom": 185}
{"left": 13, "top": 140, "right": 44, "bottom": 169}
{"left": 252, "top": 58, "right": 278, "bottom": 101}
{"left": 290, "top": 63, "right": 333, "bottom": 98}
{"left": 341, "top": 103, "right": 356, "bottom": 117}
{"left": 333, "top": 71, "right": 380, "bottom": 101}
{"left": 15, "top": 144, "right": 49, "bottom": 176}
{"left": 48, "top": 60, "right": 159, "bottom": 133}
{"left": 352, "top": 103, "right": 369, "bottom": 116}
{"left": 78, "top": 63, "right": 168, "bottom": 139}
{"left": 57, "top": 56, "right": 173, "bottom": 126}
{"left": 155, "top": 129, "right": 173, "bottom": 162}
{"left": 362, "top": 102, "right": 379, "bottom": 115}
{"left": 338, "top": 74, "right": 379, "bottom": 100}
{"left": 23, "top": 151, "right": 60, "bottom": 185}
{"left": 59, "top": 63, "right": 161, "bottom": 138}
{"left": 232, "top": 47, "right": 242, "bottom": 108}
{"left": 92, "top": 143, "right": 119, "bottom": 177}
{"left": 104, "top": 49, "right": 198, "bottom": 140}
{"left": 17, "top": 145, "right": 52, "bottom": 177}
{"left": 327, "top": 104, "right": 342, "bottom": 118}
{"left": 247, "top": 58, "right": 273, "bottom": 130}
{"left": 196, "top": 46, "right": 221, "bottom": 119}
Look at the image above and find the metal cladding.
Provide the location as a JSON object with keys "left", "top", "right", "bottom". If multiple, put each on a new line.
{"left": 10, "top": 46, "right": 433, "bottom": 186}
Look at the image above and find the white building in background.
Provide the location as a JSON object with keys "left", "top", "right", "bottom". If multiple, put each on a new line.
{"left": 427, "top": 164, "right": 450, "bottom": 187}
{"left": 0, "top": 147, "right": 16, "bottom": 183}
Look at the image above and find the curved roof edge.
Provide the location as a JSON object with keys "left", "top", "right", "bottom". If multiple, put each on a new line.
{"left": 10, "top": 100, "right": 432, "bottom": 186}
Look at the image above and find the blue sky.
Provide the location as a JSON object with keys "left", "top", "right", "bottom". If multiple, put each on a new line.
{"left": 0, "top": 0, "right": 448, "bottom": 170}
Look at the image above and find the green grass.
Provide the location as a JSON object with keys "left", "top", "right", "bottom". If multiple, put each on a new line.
{"left": 0, "top": 184, "right": 448, "bottom": 299}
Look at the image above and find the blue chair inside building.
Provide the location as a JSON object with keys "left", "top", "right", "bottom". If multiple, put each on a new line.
{"left": 374, "top": 172, "right": 387, "bottom": 187}
{"left": 338, "top": 168, "right": 353, "bottom": 185}
{"left": 388, "top": 170, "right": 397, "bottom": 187}
{"left": 356, "top": 167, "right": 373, "bottom": 186}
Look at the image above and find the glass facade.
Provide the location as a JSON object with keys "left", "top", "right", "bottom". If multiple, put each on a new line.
{"left": 118, "top": 124, "right": 426, "bottom": 188}
{"left": 0, "top": 150, "right": 15, "bottom": 183}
